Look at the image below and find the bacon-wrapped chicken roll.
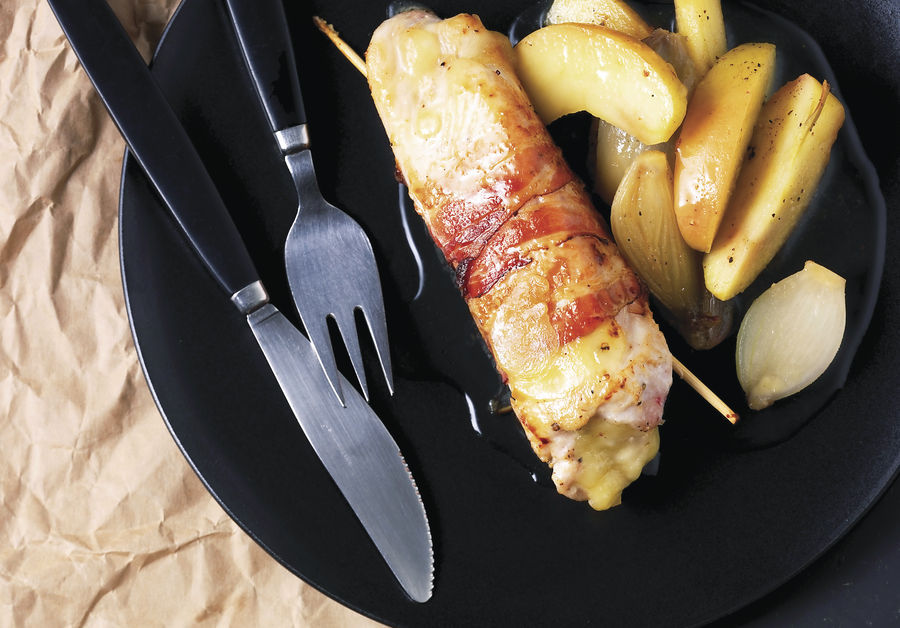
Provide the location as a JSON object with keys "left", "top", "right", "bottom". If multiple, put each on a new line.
{"left": 367, "top": 10, "right": 672, "bottom": 509}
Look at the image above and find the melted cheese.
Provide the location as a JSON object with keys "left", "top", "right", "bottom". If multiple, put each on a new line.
{"left": 573, "top": 419, "right": 659, "bottom": 510}
{"left": 525, "top": 308, "right": 669, "bottom": 510}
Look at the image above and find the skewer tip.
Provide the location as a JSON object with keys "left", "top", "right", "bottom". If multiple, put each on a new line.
{"left": 672, "top": 356, "right": 739, "bottom": 424}
{"left": 313, "top": 15, "right": 368, "bottom": 78}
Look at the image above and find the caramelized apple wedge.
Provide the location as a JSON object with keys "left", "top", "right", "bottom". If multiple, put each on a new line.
{"left": 591, "top": 29, "right": 698, "bottom": 205}
{"left": 674, "top": 0, "right": 727, "bottom": 75}
{"left": 704, "top": 75, "right": 845, "bottom": 300}
{"left": 546, "top": 0, "right": 653, "bottom": 40}
{"left": 515, "top": 24, "right": 688, "bottom": 144}
{"left": 673, "top": 42, "right": 775, "bottom": 252}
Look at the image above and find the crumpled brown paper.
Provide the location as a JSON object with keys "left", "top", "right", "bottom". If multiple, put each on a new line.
{"left": 0, "top": 1, "right": 381, "bottom": 625}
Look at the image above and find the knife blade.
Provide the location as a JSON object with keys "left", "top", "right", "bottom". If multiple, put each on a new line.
{"left": 47, "top": 0, "right": 433, "bottom": 603}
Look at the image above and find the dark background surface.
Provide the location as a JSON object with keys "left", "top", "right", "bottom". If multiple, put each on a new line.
{"left": 120, "top": 0, "right": 900, "bottom": 625}
{"left": 730, "top": 476, "right": 900, "bottom": 626}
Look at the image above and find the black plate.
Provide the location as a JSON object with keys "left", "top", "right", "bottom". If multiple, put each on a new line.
{"left": 120, "top": 0, "right": 900, "bottom": 625}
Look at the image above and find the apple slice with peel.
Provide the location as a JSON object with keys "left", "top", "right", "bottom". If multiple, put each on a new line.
{"left": 704, "top": 74, "right": 845, "bottom": 300}
{"left": 590, "top": 29, "right": 698, "bottom": 205}
{"left": 514, "top": 24, "right": 688, "bottom": 145}
{"left": 673, "top": 42, "right": 775, "bottom": 252}
{"left": 546, "top": 0, "right": 653, "bottom": 40}
{"left": 674, "top": 0, "right": 727, "bottom": 76}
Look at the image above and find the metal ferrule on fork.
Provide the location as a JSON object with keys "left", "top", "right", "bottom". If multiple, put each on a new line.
{"left": 275, "top": 124, "right": 310, "bottom": 155}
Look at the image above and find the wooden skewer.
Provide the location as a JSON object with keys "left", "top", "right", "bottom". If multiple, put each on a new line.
{"left": 313, "top": 16, "right": 740, "bottom": 425}
{"left": 314, "top": 17, "right": 368, "bottom": 77}
{"left": 673, "top": 357, "right": 738, "bottom": 424}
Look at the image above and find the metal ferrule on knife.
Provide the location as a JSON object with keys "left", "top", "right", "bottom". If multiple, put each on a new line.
{"left": 230, "top": 281, "right": 269, "bottom": 315}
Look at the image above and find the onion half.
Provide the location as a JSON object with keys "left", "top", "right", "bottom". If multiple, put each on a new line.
{"left": 736, "top": 261, "right": 846, "bottom": 410}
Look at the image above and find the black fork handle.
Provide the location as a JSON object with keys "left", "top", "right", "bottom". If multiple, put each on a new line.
{"left": 224, "top": 0, "right": 307, "bottom": 135}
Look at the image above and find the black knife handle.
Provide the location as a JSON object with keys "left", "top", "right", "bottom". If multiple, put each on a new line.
{"left": 224, "top": 0, "right": 306, "bottom": 136}
{"left": 47, "top": 0, "right": 261, "bottom": 300}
